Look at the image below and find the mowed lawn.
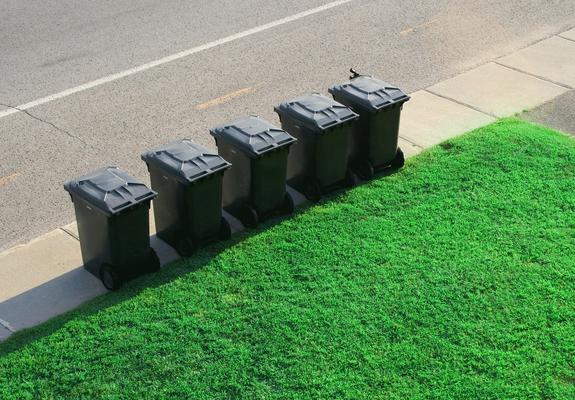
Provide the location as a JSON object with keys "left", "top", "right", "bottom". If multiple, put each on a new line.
{"left": 1, "top": 119, "right": 574, "bottom": 399}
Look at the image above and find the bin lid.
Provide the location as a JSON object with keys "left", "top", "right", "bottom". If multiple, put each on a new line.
{"left": 274, "top": 93, "right": 358, "bottom": 132}
{"left": 64, "top": 167, "right": 156, "bottom": 216}
{"left": 328, "top": 76, "right": 410, "bottom": 112}
{"left": 141, "top": 140, "right": 231, "bottom": 183}
{"left": 210, "top": 116, "right": 296, "bottom": 157}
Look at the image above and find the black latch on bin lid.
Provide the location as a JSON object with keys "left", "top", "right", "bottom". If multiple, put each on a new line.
{"left": 274, "top": 93, "right": 358, "bottom": 132}
{"left": 328, "top": 75, "right": 410, "bottom": 112}
{"left": 64, "top": 167, "right": 156, "bottom": 216}
{"left": 210, "top": 116, "right": 296, "bottom": 157}
{"left": 141, "top": 140, "right": 231, "bottom": 184}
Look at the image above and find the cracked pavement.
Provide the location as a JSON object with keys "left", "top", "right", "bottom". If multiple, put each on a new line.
{"left": 1, "top": 0, "right": 575, "bottom": 250}
{"left": 0, "top": 103, "right": 91, "bottom": 147}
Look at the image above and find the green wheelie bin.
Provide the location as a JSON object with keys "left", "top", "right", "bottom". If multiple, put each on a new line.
{"left": 141, "top": 139, "right": 231, "bottom": 256}
{"left": 210, "top": 116, "right": 296, "bottom": 228}
{"left": 64, "top": 167, "right": 159, "bottom": 290}
{"left": 329, "top": 72, "right": 410, "bottom": 179}
{"left": 274, "top": 93, "right": 358, "bottom": 202}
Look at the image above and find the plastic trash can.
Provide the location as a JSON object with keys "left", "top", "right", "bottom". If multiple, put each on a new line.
{"left": 274, "top": 93, "right": 358, "bottom": 202}
{"left": 210, "top": 116, "right": 296, "bottom": 228}
{"left": 329, "top": 72, "right": 410, "bottom": 179}
{"left": 64, "top": 167, "right": 159, "bottom": 290}
{"left": 141, "top": 140, "right": 232, "bottom": 256}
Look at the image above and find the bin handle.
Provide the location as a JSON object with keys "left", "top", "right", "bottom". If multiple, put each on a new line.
{"left": 349, "top": 68, "right": 361, "bottom": 80}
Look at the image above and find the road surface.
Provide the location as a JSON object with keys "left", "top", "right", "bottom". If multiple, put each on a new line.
{"left": 1, "top": 0, "right": 574, "bottom": 250}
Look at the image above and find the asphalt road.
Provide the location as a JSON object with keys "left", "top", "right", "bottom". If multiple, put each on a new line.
{"left": 1, "top": 0, "right": 574, "bottom": 250}
{"left": 521, "top": 90, "right": 575, "bottom": 136}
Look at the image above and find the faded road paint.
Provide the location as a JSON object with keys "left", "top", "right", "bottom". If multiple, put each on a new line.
{"left": 195, "top": 87, "right": 256, "bottom": 110}
{"left": 400, "top": 19, "right": 439, "bottom": 36}
{"left": 0, "top": 172, "right": 21, "bottom": 187}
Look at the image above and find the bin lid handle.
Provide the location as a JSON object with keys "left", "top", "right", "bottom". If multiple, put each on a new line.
{"left": 349, "top": 67, "right": 361, "bottom": 80}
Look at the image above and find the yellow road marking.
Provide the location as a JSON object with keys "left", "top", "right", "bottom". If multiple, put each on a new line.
{"left": 195, "top": 87, "right": 256, "bottom": 110}
{"left": 0, "top": 172, "right": 21, "bottom": 187}
{"left": 400, "top": 19, "right": 438, "bottom": 36}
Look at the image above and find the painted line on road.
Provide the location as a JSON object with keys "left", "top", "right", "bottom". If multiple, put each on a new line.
{"left": 400, "top": 18, "right": 438, "bottom": 36}
{"left": 0, "top": 0, "right": 353, "bottom": 120}
{"left": 0, "top": 172, "right": 21, "bottom": 187}
{"left": 195, "top": 87, "right": 255, "bottom": 110}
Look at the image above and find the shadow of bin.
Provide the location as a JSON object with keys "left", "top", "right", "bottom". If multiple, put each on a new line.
{"left": 210, "top": 116, "right": 296, "bottom": 228}
{"left": 141, "top": 140, "right": 231, "bottom": 256}
{"left": 329, "top": 74, "right": 410, "bottom": 180}
{"left": 274, "top": 93, "right": 358, "bottom": 202}
{"left": 64, "top": 167, "right": 159, "bottom": 290}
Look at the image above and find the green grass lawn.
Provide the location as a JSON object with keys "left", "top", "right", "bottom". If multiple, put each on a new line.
{"left": 1, "top": 119, "right": 574, "bottom": 399}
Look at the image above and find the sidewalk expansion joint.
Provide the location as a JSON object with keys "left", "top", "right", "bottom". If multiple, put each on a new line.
{"left": 60, "top": 226, "right": 79, "bottom": 241}
{"left": 0, "top": 318, "right": 15, "bottom": 333}
{"left": 504, "top": 28, "right": 573, "bottom": 57}
{"left": 423, "top": 89, "right": 498, "bottom": 119}
{"left": 0, "top": 102, "right": 93, "bottom": 147}
{"left": 559, "top": 34, "right": 575, "bottom": 43}
{"left": 492, "top": 60, "right": 574, "bottom": 90}
{"left": 399, "top": 135, "right": 424, "bottom": 148}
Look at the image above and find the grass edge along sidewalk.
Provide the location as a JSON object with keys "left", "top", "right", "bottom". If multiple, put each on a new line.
{"left": 1, "top": 119, "right": 575, "bottom": 399}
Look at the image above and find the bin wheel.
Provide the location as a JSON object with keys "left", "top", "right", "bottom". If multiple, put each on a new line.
{"left": 100, "top": 263, "right": 123, "bottom": 291}
{"left": 146, "top": 249, "right": 161, "bottom": 273}
{"left": 303, "top": 179, "right": 322, "bottom": 203}
{"left": 239, "top": 204, "right": 259, "bottom": 228}
{"left": 219, "top": 216, "right": 232, "bottom": 240}
{"left": 282, "top": 192, "right": 295, "bottom": 214}
{"left": 391, "top": 148, "right": 405, "bottom": 169}
{"left": 345, "top": 168, "right": 358, "bottom": 188}
{"left": 177, "top": 237, "right": 198, "bottom": 257}
{"left": 355, "top": 159, "right": 375, "bottom": 181}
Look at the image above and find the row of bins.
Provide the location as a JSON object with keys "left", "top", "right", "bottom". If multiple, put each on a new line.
{"left": 64, "top": 73, "right": 410, "bottom": 290}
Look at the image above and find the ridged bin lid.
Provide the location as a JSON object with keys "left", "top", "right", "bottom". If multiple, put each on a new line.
{"left": 274, "top": 93, "right": 358, "bottom": 132}
{"left": 64, "top": 167, "right": 156, "bottom": 216}
{"left": 328, "top": 76, "right": 410, "bottom": 112}
{"left": 210, "top": 116, "right": 296, "bottom": 157}
{"left": 141, "top": 140, "right": 230, "bottom": 184}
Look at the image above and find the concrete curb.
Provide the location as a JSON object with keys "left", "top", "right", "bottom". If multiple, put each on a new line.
{"left": 1, "top": 26, "right": 574, "bottom": 341}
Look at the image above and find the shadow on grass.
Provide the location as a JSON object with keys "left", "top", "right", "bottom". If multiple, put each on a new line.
{"left": 0, "top": 168, "right": 404, "bottom": 357}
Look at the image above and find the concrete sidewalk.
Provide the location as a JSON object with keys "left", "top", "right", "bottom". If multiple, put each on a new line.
{"left": 1, "top": 27, "right": 574, "bottom": 342}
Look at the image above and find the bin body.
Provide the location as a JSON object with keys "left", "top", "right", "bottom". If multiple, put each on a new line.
{"left": 274, "top": 94, "right": 358, "bottom": 193}
{"left": 64, "top": 167, "right": 157, "bottom": 280}
{"left": 142, "top": 140, "right": 230, "bottom": 252}
{"left": 329, "top": 76, "right": 410, "bottom": 169}
{"left": 210, "top": 116, "right": 295, "bottom": 220}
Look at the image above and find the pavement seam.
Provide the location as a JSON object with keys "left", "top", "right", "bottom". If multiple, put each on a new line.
{"left": 0, "top": 102, "right": 94, "bottom": 147}
{"left": 492, "top": 60, "right": 574, "bottom": 90}
{"left": 558, "top": 34, "right": 575, "bottom": 43}
{"left": 423, "top": 89, "right": 498, "bottom": 119}
{"left": 0, "top": 318, "right": 15, "bottom": 332}
{"left": 399, "top": 135, "right": 424, "bottom": 148}
{"left": 59, "top": 226, "right": 79, "bottom": 241}
{"left": 416, "top": 28, "right": 565, "bottom": 92}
